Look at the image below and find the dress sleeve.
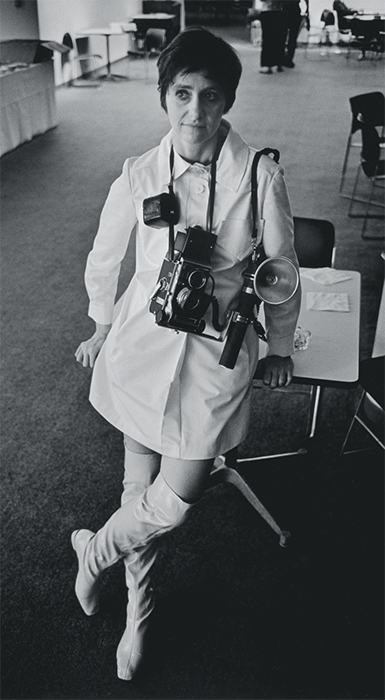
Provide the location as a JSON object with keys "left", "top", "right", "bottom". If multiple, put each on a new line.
{"left": 260, "top": 164, "right": 301, "bottom": 357}
{"left": 85, "top": 159, "right": 137, "bottom": 325}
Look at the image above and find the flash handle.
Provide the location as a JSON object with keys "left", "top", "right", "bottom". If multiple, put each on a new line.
{"left": 219, "top": 263, "right": 260, "bottom": 369}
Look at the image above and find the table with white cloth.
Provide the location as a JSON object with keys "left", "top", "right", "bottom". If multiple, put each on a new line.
{"left": 0, "top": 61, "right": 57, "bottom": 157}
{"left": 210, "top": 269, "right": 361, "bottom": 546}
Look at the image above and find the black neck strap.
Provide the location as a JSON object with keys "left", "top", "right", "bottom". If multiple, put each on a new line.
{"left": 167, "top": 147, "right": 176, "bottom": 260}
{"left": 251, "top": 147, "right": 279, "bottom": 260}
{"left": 167, "top": 141, "right": 221, "bottom": 260}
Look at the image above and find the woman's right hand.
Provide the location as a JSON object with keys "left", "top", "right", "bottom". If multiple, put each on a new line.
{"left": 75, "top": 323, "right": 112, "bottom": 368}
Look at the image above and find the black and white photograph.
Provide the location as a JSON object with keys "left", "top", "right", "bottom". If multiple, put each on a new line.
{"left": 1, "top": 0, "right": 384, "bottom": 698}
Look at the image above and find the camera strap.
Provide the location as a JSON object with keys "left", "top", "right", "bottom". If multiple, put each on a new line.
{"left": 251, "top": 147, "right": 280, "bottom": 262}
{"left": 167, "top": 147, "right": 177, "bottom": 261}
{"left": 167, "top": 141, "right": 221, "bottom": 260}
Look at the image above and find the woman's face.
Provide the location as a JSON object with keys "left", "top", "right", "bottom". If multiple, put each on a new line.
{"left": 165, "top": 71, "right": 227, "bottom": 160}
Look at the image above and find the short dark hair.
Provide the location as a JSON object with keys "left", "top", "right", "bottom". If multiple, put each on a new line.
{"left": 157, "top": 27, "right": 242, "bottom": 113}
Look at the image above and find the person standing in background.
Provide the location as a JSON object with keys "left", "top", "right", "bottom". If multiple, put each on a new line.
{"left": 282, "top": 0, "right": 310, "bottom": 68}
{"left": 259, "top": 1, "right": 287, "bottom": 74}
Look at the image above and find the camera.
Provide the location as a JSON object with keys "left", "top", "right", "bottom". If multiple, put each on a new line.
{"left": 149, "top": 226, "right": 217, "bottom": 334}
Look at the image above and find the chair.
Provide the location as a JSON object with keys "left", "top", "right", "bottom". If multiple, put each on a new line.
{"left": 293, "top": 217, "right": 336, "bottom": 268}
{"left": 250, "top": 19, "right": 262, "bottom": 47}
{"left": 348, "top": 17, "right": 384, "bottom": 60}
{"left": 348, "top": 123, "right": 385, "bottom": 239}
{"left": 340, "top": 355, "right": 385, "bottom": 454}
{"left": 62, "top": 33, "right": 102, "bottom": 88}
{"left": 339, "top": 92, "right": 385, "bottom": 199}
{"left": 216, "top": 217, "right": 337, "bottom": 548}
{"left": 320, "top": 9, "right": 335, "bottom": 45}
{"left": 142, "top": 0, "right": 181, "bottom": 44}
{"left": 333, "top": 0, "right": 354, "bottom": 41}
{"left": 144, "top": 27, "right": 166, "bottom": 54}
{"left": 239, "top": 218, "right": 336, "bottom": 459}
{"left": 143, "top": 28, "right": 166, "bottom": 79}
{"left": 304, "top": 9, "right": 335, "bottom": 58}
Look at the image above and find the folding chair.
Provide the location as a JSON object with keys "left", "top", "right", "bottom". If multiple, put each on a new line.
{"left": 339, "top": 91, "right": 385, "bottom": 199}
{"left": 348, "top": 123, "right": 385, "bottom": 239}
{"left": 62, "top": 33, "right": 102, "bottom": 88}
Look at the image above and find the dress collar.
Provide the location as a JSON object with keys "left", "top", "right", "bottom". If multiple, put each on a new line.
{"left": 157, "top": 120, "right": 250, "bottom": 193}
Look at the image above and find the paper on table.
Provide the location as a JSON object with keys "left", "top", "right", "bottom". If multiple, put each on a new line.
{"left": 307, "top": 292, "right": 350, "bottom": 312}
{"left": 301, "top": 268, "right": 352, "bottom": 285}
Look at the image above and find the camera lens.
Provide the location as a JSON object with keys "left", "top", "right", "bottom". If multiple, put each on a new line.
{"left": 187, "top": 270, "right": 207, "bottom": 289}
{"left": 176, "top": 288, "right": 201, "bottom": 311}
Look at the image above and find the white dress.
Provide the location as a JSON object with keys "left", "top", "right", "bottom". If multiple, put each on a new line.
{"left": 85, "top": 121, "right": 301, "bottom": 459}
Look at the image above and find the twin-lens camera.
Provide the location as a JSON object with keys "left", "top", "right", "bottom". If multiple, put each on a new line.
{"left": 149, "top": 226, "right": 217, "bottom": 335}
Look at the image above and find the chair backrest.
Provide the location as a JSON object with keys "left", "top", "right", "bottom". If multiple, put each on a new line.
{"left": 349, "top": 91, "right": 384, "bottom": 133}
{"left": 321, "top": 9, "right": 335, "bottom": 26}
{"left": 350, "top": 17, "right": 378, "bottom": 40}
{"left": 361, "top": 124, "right": 381, "bottom": 164}
{"left": 293, "top": 217, "right": 335, "bottom": 268}
{"left": 332, "top": 0, "right": 352, "bottom": 30}
{"left": 144, "top": 28, "right": 166, "bottom": 52}
{"left": 62, "top": 33, "right": 74, "bottom": 50}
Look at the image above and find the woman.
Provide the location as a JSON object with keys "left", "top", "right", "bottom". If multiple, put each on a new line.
{"left": 73, "top": 27, "right": 301, "bottom": 681}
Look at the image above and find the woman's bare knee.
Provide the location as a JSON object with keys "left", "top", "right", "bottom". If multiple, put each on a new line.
{"left": 160, "top": 456, "right": 214, "bottom": 503}
{"left": 123, "top": 434, "right": 158, "bottom": 455}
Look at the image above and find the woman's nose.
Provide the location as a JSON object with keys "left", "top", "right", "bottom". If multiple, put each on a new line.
{"left": 188, "top": 95, "right": 203, "bottom": 121}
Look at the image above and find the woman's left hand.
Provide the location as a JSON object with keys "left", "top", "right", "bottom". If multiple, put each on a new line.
{"left": 259, "top": 355, "right": 294, "bottom": 389}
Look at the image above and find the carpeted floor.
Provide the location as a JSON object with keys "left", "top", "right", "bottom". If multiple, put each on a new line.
{"left": 1, "top": 24, "right": 384, "bottom": 700}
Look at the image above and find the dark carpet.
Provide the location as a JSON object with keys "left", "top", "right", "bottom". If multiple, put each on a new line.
{"left": 1, "top": 24, "right": 384, "bottom": 700}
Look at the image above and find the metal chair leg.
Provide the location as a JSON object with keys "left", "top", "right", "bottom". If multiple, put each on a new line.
{"left": 362, "top": 177, "right": 385, "bottom": 239}
{"left": 348, "top": 165, "right": 362, "bottom": 217}
{"left": 210, "top": 457, "right": 291, "bottom": 547}
{"left": 339, "top": 134, "right": 353, "bottom": 197}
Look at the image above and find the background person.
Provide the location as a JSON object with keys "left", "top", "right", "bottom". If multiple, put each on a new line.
{"left": 259, "top": 1, "right": 287, "bottom": 73}
{"left": 72, "top": 27, "right": 301, "bottom": 682}
{"left": 282, "top": 0, "right": 310, "bottom": 68}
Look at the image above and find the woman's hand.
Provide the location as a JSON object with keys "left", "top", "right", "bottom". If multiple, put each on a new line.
{"left": 259, "top": 355, "right": 294, "bottom": 389}
{"left": 75, "top": 323, "right": 112, "bottom": 368}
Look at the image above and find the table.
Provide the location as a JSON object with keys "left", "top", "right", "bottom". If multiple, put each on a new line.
{"left": 0, "top": 61, "right": 57, "bottom": 157}
{"left": 133, "top": 13, "right": 176, "bottom": 45}
{"left": 259, "top": 269, "right": 361, "bottom": 386}
{"left": 77, "top": 28, "right": 131, "bottom": 81}
{"left": 210, "top": 269, "right": 361, "bottom": 546}
{"left": 345, "top": 14, "right": 385, "bottom": 20}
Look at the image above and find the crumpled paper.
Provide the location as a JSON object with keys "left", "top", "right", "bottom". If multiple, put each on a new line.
{"left": 301, "top": 268, "right": 352, "bottom": 285}
{"left": 307, "top": 292, "right": 350, "bottom": 312}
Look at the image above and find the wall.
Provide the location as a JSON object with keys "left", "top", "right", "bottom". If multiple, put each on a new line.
{"left": 36, "top": 0, "right": 141, "bottom": 84}
{"left": 0, "top": 0, "right": 39, "bottom": 40}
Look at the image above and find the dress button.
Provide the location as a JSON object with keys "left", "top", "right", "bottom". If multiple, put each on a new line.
{"left": 196, "top": 184, "right": 205, "bottom": 194}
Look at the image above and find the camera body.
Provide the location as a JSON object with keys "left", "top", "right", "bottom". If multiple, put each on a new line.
{"left": 149, "top": 226, "right": 217, "bottom": 334}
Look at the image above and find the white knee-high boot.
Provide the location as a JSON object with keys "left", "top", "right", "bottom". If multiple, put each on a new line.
{"left": 117, "top": 449, "right": 160, "bottom": 681}
{"left": 71, "top": 473, "right": 195, "bottom": 620}
{"left": 71, "top": 450, "right": 160, "bottom": 617}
